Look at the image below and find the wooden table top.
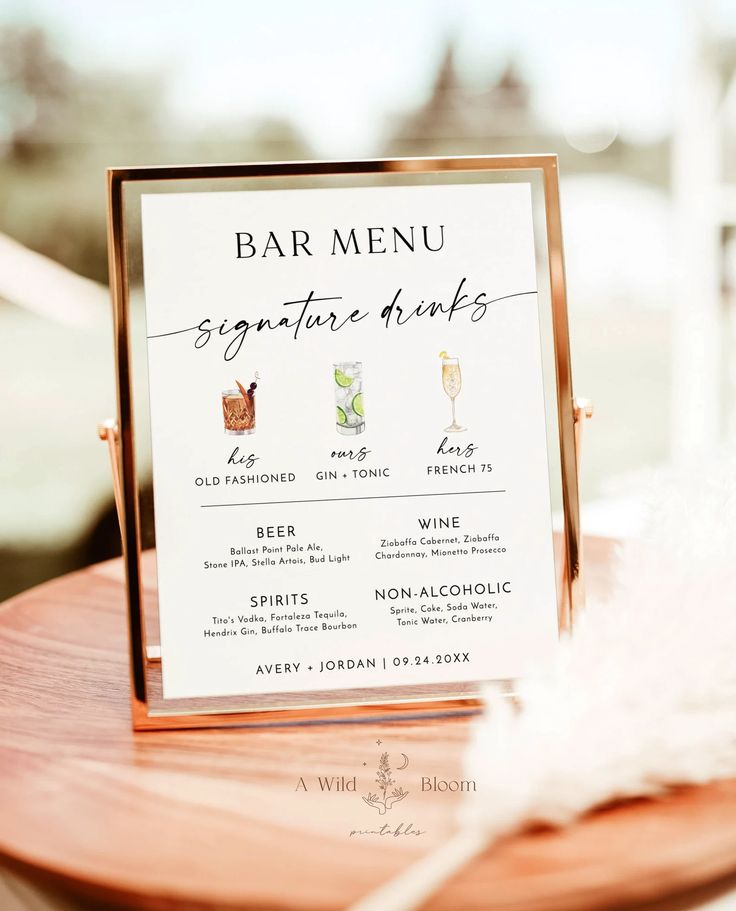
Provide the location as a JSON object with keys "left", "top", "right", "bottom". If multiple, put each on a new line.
{"left": 2, "top": 537, "right": 736, "bottom": 911}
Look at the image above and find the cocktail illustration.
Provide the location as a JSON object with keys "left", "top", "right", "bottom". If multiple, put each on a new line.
{"left": 439, "top": 351, "right": 465, "bottom": 432}
{"left": 334, "top": 362, "right": 364, "bottom": 435}
{"left": 222, "top": 375, "right": 258, "bottom": 435}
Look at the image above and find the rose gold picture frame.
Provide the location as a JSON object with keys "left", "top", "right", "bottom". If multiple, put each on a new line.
{"left": 105, "top": 155, "right": 581, "bottom": 730}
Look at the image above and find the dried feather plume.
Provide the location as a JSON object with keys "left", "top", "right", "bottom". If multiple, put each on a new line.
{"left": 351, "top": 454, "right": 736, "bottom": 911}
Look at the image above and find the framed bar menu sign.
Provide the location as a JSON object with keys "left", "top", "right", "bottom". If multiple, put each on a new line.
{"left": 107, "top": 155, "right": 580, "bottom": 730}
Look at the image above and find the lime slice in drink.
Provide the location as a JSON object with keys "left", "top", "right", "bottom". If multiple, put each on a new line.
{"left": 335, "top": 368, "right": 353, "bottom": 387}
{"left": 336, "top": 406, "right": 347, "bottom": 425}
{"left": 352, "top": 392, "right": 364, "bottom": 417}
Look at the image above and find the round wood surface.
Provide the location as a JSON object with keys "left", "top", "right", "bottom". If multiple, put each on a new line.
{"left": 1, "top": 538, "right": 736, "bottom": 911}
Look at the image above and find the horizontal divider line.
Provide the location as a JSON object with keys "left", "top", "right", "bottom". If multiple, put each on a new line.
{"left": 201, "top": 489, "right": 505, "bottom": 508}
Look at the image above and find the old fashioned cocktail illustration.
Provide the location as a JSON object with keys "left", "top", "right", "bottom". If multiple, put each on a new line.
{"left": 439, "top": 351, "right": 465, "bottom": 432}
{"left": 222, "top": 376, "right": 258, "bottom": 435}
{"left": 334, "top": 362, "right": 364, "bottom": 435}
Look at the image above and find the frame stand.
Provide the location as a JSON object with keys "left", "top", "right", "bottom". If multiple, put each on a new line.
{"left": 558, "top": 397, "right": 594, "bottom": 632}
{"left": 98, "top": 420, "right": 161, "bottom": 663}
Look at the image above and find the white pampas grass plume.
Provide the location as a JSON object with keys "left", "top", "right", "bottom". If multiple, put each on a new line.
{"left": 464, "top": 455, "right": 736, "bottom": 836}
{"left": 350, "top": 455, "right": 736, "bottom": 911}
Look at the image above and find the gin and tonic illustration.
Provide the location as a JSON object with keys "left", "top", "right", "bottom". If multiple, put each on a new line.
{"left": 222, "top": 376, "right": 258, "bottom": 435}
{"left": 334, "top": 362, "right": 364, "bottom": 435}
{"left": 439, "top": 351, "right": 466, "bottom": 432}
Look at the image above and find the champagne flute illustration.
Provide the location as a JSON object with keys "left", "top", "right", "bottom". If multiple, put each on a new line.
{"left": 439, "top": 351, "right": 465, "bottom": 432}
